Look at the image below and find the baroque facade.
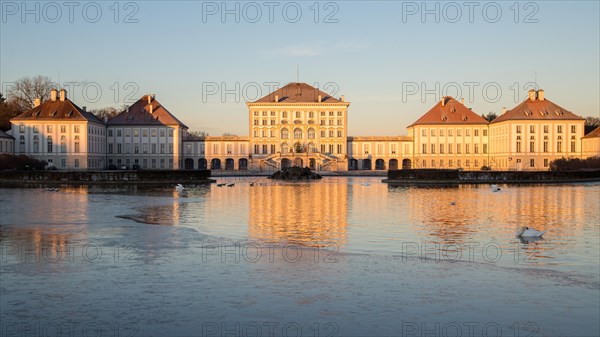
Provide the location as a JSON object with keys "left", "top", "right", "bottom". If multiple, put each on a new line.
{"left": 7, "top": 83, "right": 599, "bottom": 171}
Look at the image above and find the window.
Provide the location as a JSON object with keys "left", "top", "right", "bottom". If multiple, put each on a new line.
{"left": 47, "top": 125, "right": 53, "bottom": 133}
{"left": 108, "top": 129, "right": 113, "bottom": 137}
{"left": 33, "top": 136, "right": 39, "bottom": 152}
{"left": 61, "top": 125, "right": 66, "bottom": 133}
{"left": 456, "top": 144, "right": 461, "bottom": 154}
{"left": 329, "top": 130, "right": 334, "bottom": 137}
{"left": 254, "top": 111, "right": 259, "bottom": 116}
{"left": 571, "top": 125, "right": 576, "bottom": 133}
{"left": 543, "top": 125, "right": 548, "bottom": 133}
{"left": 544, "top": 159, "right": 549, "bottom": 167}
{"left": 422, "top": 144, "right": 427, "bottom": 154}
{"left": 474, "top": 144, "right": 479, "bottom": 154}
{"left": 465, "top": 144, "right": 470, "bottom": 154}
{"left": 33, "top": 126, "right": 39, "bottom": 133}
{"left": 422, "top": 160, "right": 426, "bottom": 168}
{"left": 337, "top": 111, "right": 343, "bottom": 116}
{"left": 557, "top": 125, "right": 563, "bottom": 133}
{"left": 320, "top": 120, "right": 325, "bottom": 126}
{"left": 440, "top": 129, "right": 445, "bottom": 137}
{"left": 160, "top": 144, "right": 165, "bottom": 154}
{"left": 117, "top": 129, "right": 122, "bottom": 137}
{"left": 448, "top": 144, "right": 453, "bottom": 154}
{"left": 329, "top": 111, "right": 334, "bottom": 116}
{"left": 282, "top": 111, "right": 288, "bottom": 118}
{"left": 516, "top": 142, "right": 521, "bottom": 153}
{"left": 74, "top": 159, "right": 79, "bottom": 168}
{"left": 530, "top": 125, "right": 535, "bottom": 133}
{"left": 483, "top": 144, "right": 488, "bottom": 154}
{"left": 169, "top": 144, "right": 173, "bottom": 154}
{"left": 439, "top": 144, "right": 444, "bottom": 154}
{"left": 295, "top": 111, "right": 301, "bottom": 118}
{"left": 262, "top": 120, "right": 267, "bottom": 125}
{"left": 270, "top": 120, "right": 275, "bottom": 125}
{"left": 254, "top": 144, "right": 259, "bottom": 154}
{"left": 281, "top": 128, "right": 289, "bottom": 139}
{"left": 571, "top": 141, "right": 576, "bottom": 152}
{"left": 457, "top": 129, "right": 462, "bottom": 137}
{"left": 430, "top": 144, "right": 435, "bottom": 154}
{"left": 134, "top": 129, "right": 139, "bottom": 137}
{"left": 270, "top": 144, "right": 275, "bottom": 154}
{"left": 262, "top": 144, "right": 267, "bottom": 154}
{"left": 337, "top": 131, "right": 342, "bottom": 137}
{"left": 47, "top": 136, "right": 53, "bottom": 152}
{"left": 74, "top": 141, "right": 80, "bottom": 153}
{"left": 142, "top": 129, "right": 148, "bottom": 137}
{"left": 516, "top": 126, "right": 522, "bottom": 134}
{"left": 530, "top": 141, "right": 535, "bottom": 152}
{"left": 151, "top": 129, "right": 157, "bottom": 137}
{"left": 19, "top": 125, "right": 25, "bottom": 133}
{"left": 431, "top": 129, "right": 436, "bottom": 137}
{"left": 308, "top": 128, "right": 315, "bottom": 139}
{"left": 422, "top": 129, "right": 427, "bottom": 136}
{"left": 116, "top": 143, "right": 122, "bottom": 154}
{"left": 74, "top": 125, "right": 80, "bottom": 133}
{"left": 448, "top": 129, "right": 453, "bottom": 137}
{"left": 262, "top": 111, "right": 267, "bottom": 116}
{"left": 483, "top": 129, "right": 487, "bottom": 136}
{"left": 108, "top": 144, "right": 113, "bottom": 154}
{"left": 474, "top": 129, "right": 479, "bottom": 136}
{"left": 169, "top": 130, "right": 173, "bottom": 137}
{"left": 530, "top": 159, "right": 535, "bottom": 168}
{"left": 152, "top": 144, "right": 157, "bottom": 154}
{"left": 466, "top": 129, "right": 470, "bottom": 137}
{"left": 321, "top": 130, "right": 326, "bottom": 137}
{"left": 337, "top": 144, "right": 342, "bottom": 153}
{"left": 337, "top": 120, "right": 343, "bottom": 126}
{"left": 329, "top": 120, "right": 334, "bottom": 125}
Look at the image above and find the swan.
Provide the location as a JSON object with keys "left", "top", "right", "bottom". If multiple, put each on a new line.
{"left": 491, "top": 184, "right": 501, "bottom": 192}
{"left": 517, "top": 226, "right": 545, "bottom": 237}
{"left": 175, "top": 184, "right": 185, "bottom": 192}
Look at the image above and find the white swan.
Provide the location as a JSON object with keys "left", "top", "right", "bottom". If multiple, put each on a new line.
{"left": 175, "top": 183, "right": 185, "bottom": 192}
{"left": 491, "top": 184, "right": 501, "bottom": 192}
{"left": 517, "top": 226, "right": 545, "bottom": 237}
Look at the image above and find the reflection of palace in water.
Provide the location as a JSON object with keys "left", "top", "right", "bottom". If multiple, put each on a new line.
{"left": 247, "top": 182, "right": 348, "bottom": 247}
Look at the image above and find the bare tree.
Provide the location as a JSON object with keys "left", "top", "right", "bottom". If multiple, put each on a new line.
{"left": 6, "top": 75, "right": 55, "bottom": 110}
{"left": 188, "top": 130, "right": 210, "bottom": 139}
{"left": 585, "top": 116, "right": 600, "bottom": 134}
{"left": 91, "top": 107, "right": 119, "bottom": 120}
{"left": 0, "top": 92, "right": 26, "bottom": 131}
{"left": 481, "top": 112, "right": 497, "bottom": 122}
{"left": 222, "top": 132, "right": 237, "bottom": 137}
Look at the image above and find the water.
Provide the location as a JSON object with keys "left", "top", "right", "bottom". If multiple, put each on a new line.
{"left": 1, "top": 178, "right": 599, "bottom": 337}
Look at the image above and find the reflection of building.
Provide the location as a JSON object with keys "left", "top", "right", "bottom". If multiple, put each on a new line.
{"left": 247, "top": 183, "right": 348, "bottom": 247}
{"left": 7, "top": 85, "right": 599, "bottom": 171}
{"left": 0, "top": 130, "right": 14, "bottom": 154}
{"left": 490, "top": 90, "right": 586, "bottom": 170}
{"left": 9, "top": 89, "right": 106, "bottom": 169}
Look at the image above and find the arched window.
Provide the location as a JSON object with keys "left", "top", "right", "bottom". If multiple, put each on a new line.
{"left": 281, "top": 128, "right": 289, "bottom": 139}
{"left": 308, "top": 128, "right": 315, "bottom": 139}
{"left": 281, "top": 143, "right": 289, "bottom": 154}
{"left": 308, "top": 142, "right": 317, "bottom": 153}
{"left": 294, "top": 128, "right": 302, "bottom": 139}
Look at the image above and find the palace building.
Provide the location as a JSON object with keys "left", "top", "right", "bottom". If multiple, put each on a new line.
{"left": 7, "top": 83, "right": 599, "bottom": 171}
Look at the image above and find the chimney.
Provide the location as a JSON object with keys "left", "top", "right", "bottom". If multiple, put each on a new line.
{"left": 538, "top": 89, "right": 544, "bottom": 101}
{"left": 460, "top": 97, "right": 464, "bottom": 105}
{"left": 275, "top": 95, "right": 279, "bottom": 102}
{"left": 104, "top": 116, "right": 108, "bottom": 123}
{"left": 341, "top": 95, "right": 345, "bottom": 102}
{"left": 149, "top": 104, "right": 153, "bottom": 114}
{"left": 50, "top": 89, "right": 58, "bottom": 101}
{"left": 59, "top": 89, "right": 67, "bottom": 101}
{"left": 502, "top": 107, "right": 507, "bottom": 114}
{"left": 34, "top": 98, "right": 41, "bottom": 107}
{"left": 441, "top": 97, "right": 445, "bottom": 107}
{"left": 82, "top": 106, "right": 87, "bottom": 112}
{"left": 318, "top": 95, "right": 322, "bottom": 102}
{"left": 147, "top": 94, "right": 152, "bottom": 104}
{"left": 528, "top": 89, "right": 536, "bottom": 101}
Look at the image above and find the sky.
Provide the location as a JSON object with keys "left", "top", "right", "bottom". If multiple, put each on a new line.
{"left": 1, "top": 0, "right": 599, "bottom": 136}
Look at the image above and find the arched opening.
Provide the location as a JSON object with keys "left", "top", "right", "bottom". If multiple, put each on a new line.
{"left": 294, "top": 128, "right": 302, "bottom": 139}
{"left": 402, "top": 158, "right": 412, "bottom": 169}
{"left": 239, "top": 158, "right": 248, "bottom": 170}
{"left": 225, "top": 158, "right": 235, "bottom": 170}
{"left": 281, "top": 143, "right": 289, "bottom": 154}
{"left": 349, "top": 159, "right": 358, "bottom": 170}
{"left": 198, "top": 158, "right": 207, "bottom": 170}
{"left": 309, "top": 158, "right": 316, "bottom": 170}
{"left": 375, "top": 159, "right": 385, "bottom": 170}
{"left": 308, "top": 128, "right": 315, "bottom": 139}
{"left": 281, "top": 158, "right": 291, "bottom": 169}
{"left": 362, "top": 159, "right": 372, "bottom": 170}
{"left": 184, "top": 158, "right": 194, "bottom": 170}
{"left": 294, "top": 157, "right": 303, "bottom": 167}
{"left": 308, "top": 142, "right": 317, "bottom": 153}
{"left": 389, "top": 159, "right": 399, "bottom": 170}
{"left": 281, "top": 128, "right": 289, "bottom": 139}
{"left": 211, "top": 158, "right": 221, "bottom": 170}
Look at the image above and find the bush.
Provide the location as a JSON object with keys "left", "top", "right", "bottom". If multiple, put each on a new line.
{"left": 549, "top": 157, "right": 600, "bottom": 171}
{"left": 0, "top": 154, "right": 48, "bottom": 170}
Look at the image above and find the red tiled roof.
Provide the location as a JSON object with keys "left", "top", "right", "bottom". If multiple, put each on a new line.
{"left": 492, "top": 95, "right": 584, "bottom": 123}
{"left": 108, "top": 95, "right": 188, "bottom": 128}
{"left": 253, "top": 82, "right": 344, "bottom": 103}
{"left": 408, "top": 97, "right": 488, "bottom": 127}
{"left": 583, "top": 126, "right": 600, "bottom": 139}
{"left": 11, "top": 98, "right": 103, "bottom": 124}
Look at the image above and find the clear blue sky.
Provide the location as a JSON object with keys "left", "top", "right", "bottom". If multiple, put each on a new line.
{"left": 1, "top": 1, "right": 598, "bottom": 135}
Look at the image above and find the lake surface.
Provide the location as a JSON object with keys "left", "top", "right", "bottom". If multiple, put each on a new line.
{"left": 1, "top": 178, "right": 599, "bottom": 337}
